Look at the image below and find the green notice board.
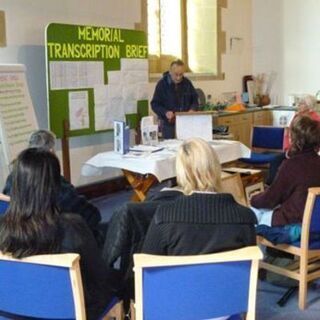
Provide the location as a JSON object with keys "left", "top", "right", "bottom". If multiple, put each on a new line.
{"left": 45, "top": 23, "right": 149, "bottom": 138}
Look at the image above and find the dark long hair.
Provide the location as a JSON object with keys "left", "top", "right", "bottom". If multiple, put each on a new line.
{"left": 0, "top": 148, "right": 61, "bottom": 258}
{"left": 289, "top": 115, "right": 320, "bottom": 155}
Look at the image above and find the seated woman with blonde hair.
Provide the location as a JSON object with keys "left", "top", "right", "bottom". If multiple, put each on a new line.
{"left": 142, "top": 137, "right": 257, "bottom": 255}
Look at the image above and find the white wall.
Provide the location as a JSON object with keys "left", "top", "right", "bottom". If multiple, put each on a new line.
{"left": 188, "top": 0, "right": 253, "bottom": 98}
{"left": 252, "top": 0, "right": 320, "bottom": 105}
{"left": 0, "top": 0, "right": 252, "bottom": 186}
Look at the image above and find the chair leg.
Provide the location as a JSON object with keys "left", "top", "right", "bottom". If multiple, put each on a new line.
{"left": 103, "top": 301, "right": 124, "bottom": 320}
{"left": 130, "top": 300, "right": 135, "bottom": 320}
{"left": 277, "top": 286, "right": 298, "bottom": 307}
{"left": 298, "top": 256, "right": 308, "bottom": 310}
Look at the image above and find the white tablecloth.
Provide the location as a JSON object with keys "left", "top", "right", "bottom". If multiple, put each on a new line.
{"left": 81, "top": 140, "right": 251, "bottom": 182}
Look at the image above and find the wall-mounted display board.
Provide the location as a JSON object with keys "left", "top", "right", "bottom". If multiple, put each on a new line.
{"left": 0, "top": 64, "right": 38, "bottom": 188}
{"left": 45, "top": 23, "right": 149, "bottom": 138}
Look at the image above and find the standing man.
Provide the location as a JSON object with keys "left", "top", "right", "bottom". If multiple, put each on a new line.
{"left": 151, "top": 59, "right": 199, "bottom": 139}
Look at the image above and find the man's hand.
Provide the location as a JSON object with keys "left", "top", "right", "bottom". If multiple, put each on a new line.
{"left": 165, "top": 111, "right": 175, "bottom": 123}
{"left": 166, "top": 111, "right": 175, "bottom": 120}
{"left": 188, "top": 109, "right": 196, "bottom": 113}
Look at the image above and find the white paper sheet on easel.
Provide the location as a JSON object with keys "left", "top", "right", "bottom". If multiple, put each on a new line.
{"left": 176, "top": 114, "right": 212, "bottom": 141}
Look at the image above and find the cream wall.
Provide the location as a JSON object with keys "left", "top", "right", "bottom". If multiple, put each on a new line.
{"left": 252, "top": 0, "right": 320, "bottom": 105}
{"left": 192, "top": 0, "right": 252, "bottom": 98}
{"left": 0, "top": 0, "right": 252, "bottom": 187}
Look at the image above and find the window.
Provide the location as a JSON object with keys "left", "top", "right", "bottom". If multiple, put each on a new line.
{"left": 141, "top": 0, "right": 226, "bottom": 77}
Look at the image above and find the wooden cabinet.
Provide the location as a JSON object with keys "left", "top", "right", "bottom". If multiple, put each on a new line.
{"left": 217, "top": 113, "right": 252, "bottom": 146}
{"left": 216, "top": 110, "right": 271, "bottom": 146}
{"left": 253, "top": 110, "right": 272, "bottom": 126}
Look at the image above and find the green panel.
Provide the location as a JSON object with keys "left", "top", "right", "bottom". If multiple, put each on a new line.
{"left": 137, "top": 100, "right": 149, "bottom": 118}
{"left": 125, "top": 113, "right": 138, "bottom": 129}
{"left": 46, "top": 23, "right": 148, "bottom": 138}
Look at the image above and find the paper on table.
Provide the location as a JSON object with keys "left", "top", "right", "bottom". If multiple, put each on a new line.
{"left": 130, "top": 145, "right": 164, "bottom": 152}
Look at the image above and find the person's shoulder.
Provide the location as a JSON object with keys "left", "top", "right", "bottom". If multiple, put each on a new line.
{"left": 182, "top": 75, "right": 194, "bottom": 86}
{"left": 60, "top": 176, "right": 76, "bottom": 189}
{"left": 152, "top": 199, "right": 177, "bottom": 224}
{"left": 147, "top": 188, "right": 183, "bottom": 202}
{"left": 59, "top": 213, "right": 87, "bottom": 230}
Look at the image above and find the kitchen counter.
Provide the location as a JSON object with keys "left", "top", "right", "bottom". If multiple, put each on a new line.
{"left": 215, "top": 106, "right": 297, "bottom": 117}
{"left": 214, "top": 106, "right": 296, "bottom": 146}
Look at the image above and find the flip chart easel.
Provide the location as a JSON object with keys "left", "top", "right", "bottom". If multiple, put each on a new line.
{"left": 0, "top": 64, "right": 38, "bottom": 188}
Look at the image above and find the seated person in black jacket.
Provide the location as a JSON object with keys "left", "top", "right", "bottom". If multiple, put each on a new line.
{"left": 102, "top": 185, "right": 183, "bottom": 307}
{"left": 3, "top": 130, "right": 103, "bottom": 244}
{"left": 0, "top": 148, "right": 117, "bottom": 320}
{"left": 142, "top": 137, "right": 257, "bottom": 255}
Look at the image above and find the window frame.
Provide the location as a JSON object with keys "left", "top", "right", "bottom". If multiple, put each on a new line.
{"left": 137, "top": 0, "right": 227, "bottom": 81}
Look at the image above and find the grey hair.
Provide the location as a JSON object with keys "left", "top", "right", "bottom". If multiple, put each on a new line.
{"left": 298, "top": 95, "right": 317, "bottom": 111}
{"left": 28, "top": 130, "right": 56, "bottom": 151}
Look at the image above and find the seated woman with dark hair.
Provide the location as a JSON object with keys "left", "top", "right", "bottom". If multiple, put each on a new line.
{"left": 0, "top": 148, "right": 117, "bottom": 320}
{"left": 251, "top": 115, "right": 320, "bottom": 226}
{"left": 142, "top": 137, "right": 257, "bottom": 256}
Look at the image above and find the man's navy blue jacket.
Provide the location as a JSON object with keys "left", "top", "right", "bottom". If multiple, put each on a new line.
{"left": 151, "top": 71, "right": 199, "bottom": 127}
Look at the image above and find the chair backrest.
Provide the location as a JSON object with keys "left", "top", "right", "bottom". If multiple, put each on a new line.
{"left": 0, "top": 199, "right": 9, "bottom": 215}
{"left": 0, "top": 252, "right": 85, "bottom": 320}
{"left": 134, "top": 246, "right": 262, "bottom": 320}
{"left": 221, "top": 173, "right": 247, "bottom": 206}
{"left": 251, "top": 126, "right": 285, "bottom": 151}
{"left": 0, "top": 194, "right": 10, "bottom": 215}
{"left": 300, "top": 188, "right": 320, "bottom": 249}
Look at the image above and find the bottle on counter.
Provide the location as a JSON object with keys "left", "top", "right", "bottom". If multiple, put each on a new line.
{"left": 207, "top": 94, "right": 212, "bottom": 106}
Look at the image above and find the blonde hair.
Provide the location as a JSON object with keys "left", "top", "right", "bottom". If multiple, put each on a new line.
{"left": 176, "top": 138, "right": 222, "bottom": 195}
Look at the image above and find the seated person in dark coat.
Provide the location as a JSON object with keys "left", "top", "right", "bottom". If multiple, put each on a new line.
{"left": 0, "top": 148, "right": 117, "bottom": 320}
{"left": 102, "top": 186, "right": 183, "bottom": 305}
{"left": 142, "top": 137, "right": 257, "bottom": 255}
{"left": 3, "top": 130, "right": 102, "bottom": 242}
{"left": 251, "top": 115, "right": 320, "bottom": 227}
{"left": 151, "top": 59, "right": 199, "bottom": 139}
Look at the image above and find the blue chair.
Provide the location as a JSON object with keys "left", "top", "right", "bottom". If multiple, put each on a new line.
{"left": 0, "top": 199, "right": 9, "bottom": 215}
{"left": 238, "top": 126, "right": 285, "bottom": 183}
{"left": 134, "top": 246, "right": 262, "bottom": 320}
{"left": 0, "top": 252, "right": 121, "bottom": 319}
{"left": 257, "top": 187, "right": 320, "bottom": 310}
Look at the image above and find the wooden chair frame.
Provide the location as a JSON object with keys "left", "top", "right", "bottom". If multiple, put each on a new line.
{"left": 0, "top": 252, "right": 122, "bottom": 319}
{"left": 257, "top": 187, "right": 320, "bottom": 309}
{"left": 134, "top": 246, "right": 263, "bottom": 320}
{"left": 221, "top": 172, "right": 247, "bottom": 206}
{"left": 0, "top": 253, "right": 86, "bottom": 319}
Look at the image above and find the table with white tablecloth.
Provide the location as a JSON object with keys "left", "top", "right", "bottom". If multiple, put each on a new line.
{"left": 82, "top": 139, "right": 251, "bottom": 201}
